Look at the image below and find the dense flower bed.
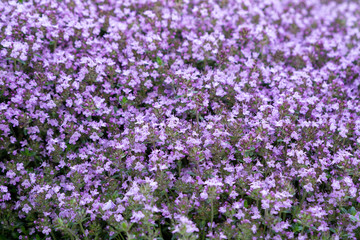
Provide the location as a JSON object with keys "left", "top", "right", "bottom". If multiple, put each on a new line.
{"left": 1, "top": 0, "right": 360, "bottom": 239}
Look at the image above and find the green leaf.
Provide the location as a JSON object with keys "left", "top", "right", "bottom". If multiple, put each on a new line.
{"left": 67, "top": 221, "right": 75, "bottom": 228}
{"left": 24, "top": 148, "right": 30, "bottom": 156}
{"left": 156, "top": 56, "right": 163, "bottom": 66}
{"left": 350, "top": 216, "right": 359, "bottom": 222}
{"left": 18, "top": 0, "right": 23, "bottom": 3}
{"left": 18, "top": 59, "right": 26, "bottom": 65}
{"left": 350, "top": 206, "right": 357, "bottom": 216}
{"left": 49, "top": 41, "right": 56, "bottom": 52}
{"left": 121, "top": 222, "right": 128, "bottom": 230}
{"left": 186, "top": 171, "right": 197, "bottom": 176}
{"left": 23, "top": 148, "right": 36, "bottom": 157}
{"left": 111, "top": 174, "right": 122, "bottom": 179}
{"left": 20, "top": 226, "right": 28, "bottom": 235}
{"left": 121, "top": 96, "right": 128, "bottom": 104}
{"left": 340, "top": 207, "right": 347, "bottom": 214}
{"left": 292, "top": 223, "right": 303, "bottom": 232}
{"left": 57, "top": 218, "right": 64, "bottom": 226}
{"left": 244, "top": 200, "right": 248, "bottom": 208}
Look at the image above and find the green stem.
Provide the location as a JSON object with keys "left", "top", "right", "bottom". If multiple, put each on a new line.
{"left": 159, "top": 226, "right": 164, "bottom": 240}
{"left": 50, "top": 231, "right": 57, "bottom": 240}
{"left": 164, "top": 191, "right": 175, "bottom": 223}
{"left": 196, "top": 108, "right": 199, "bottom": 129}
{"left": 118, "top": 232, "right": 125, "bottom": 240}
{"left": 79, "top": 222, "right": 88, "bottom": 240}
{"left": 297, "top": 191, "right": 307, "bottom": 216}
{"left": 300, "top": 226, "right": 304, "bottom": 235}
{"left": 147, "top": 225, "right": 153, "bottom": 240}
{"left": 127, "top": 223, "right": 134, "bottom": 233}
{"left": 201, "top": 226, "right": 206, "bottom": 240}
{"left": 210, "top": 199, "right": 214, "bottom": 234}
{"left": 265, "top": 209, "right": 269, "bottom": 221}
{"left": 65, "top": 229, "right": 75, "bottom": 240}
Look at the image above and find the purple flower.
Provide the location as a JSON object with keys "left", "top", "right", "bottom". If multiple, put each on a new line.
{"left": 42, "top": 226, "right": 51, "bottom": 235}
{"left": 200, "top": 191, "right": 208, "bottom": 200}
{"left": 304, "top": 183, "right": 314, "bottom": 192}
{"left": 22, "top": 204, "right": 31, "bottom": 214}
{"left": 131, "top": 211, "right": 145, "bottom": 223}
{"left": 69, "top": 131, "right": 81, "bottom": 145}
{"left": 102, "top": 200, "right": 115, "bottom": 211}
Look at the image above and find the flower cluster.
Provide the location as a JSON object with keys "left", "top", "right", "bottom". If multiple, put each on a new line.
{"left": 1, "top": 0, "right": 360, "bottom": 239}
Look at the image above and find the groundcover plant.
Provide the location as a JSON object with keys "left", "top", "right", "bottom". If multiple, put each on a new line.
{"left": 1, "top": 0, "right": 360, "bottom": 239}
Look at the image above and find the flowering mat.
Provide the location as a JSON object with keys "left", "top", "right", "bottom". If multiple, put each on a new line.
{"left": 1, "top": 0, "right": 360, "bottom": 239}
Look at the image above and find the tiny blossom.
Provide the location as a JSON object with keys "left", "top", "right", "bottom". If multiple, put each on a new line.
{"left": 0, "top": 186, "right": 8, "bottom": 193}
{"left": 332, "top": 180, "right": 341, "bottom": 190}
{"left": 42, "top": 226, "right": 51, "bottom": 235}
{"left": 304, "top": 183, "right": 314, "bottom": 192}
{"left": 114, "top": 214, "right": 124, "bottom": 222}
{"left": 173, "top": 215, "right": 199, "bottom": 234}
{"left": 251, "top": 225, "right": 257, "bottom": 234}
{"left": 131, "top": 211, "right": 145, "bottom": 223}
{"left": 204, "top": 178, "right": 223, "bottom": 187}
{"left": 102, "top": 200, "right": 115, "bottom": 211}
{"left": 200, "top": 191, "right": 208, "bottom": 200}
{"left": 6, "top": 170, "right": 16, "bottom": 179}
{"left": 22, "top": 204, "right": 31, "bottom": 214}
{"left": 69, "top": 131, "right": 81, "bottom": 145}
